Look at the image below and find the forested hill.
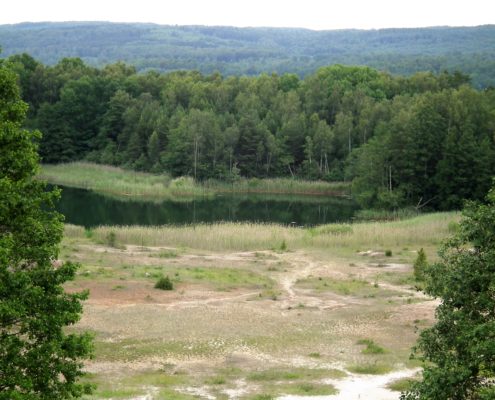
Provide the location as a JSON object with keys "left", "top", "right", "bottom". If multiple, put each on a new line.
{"left": 1, "top": 22, "right": 495, "bottom": 87}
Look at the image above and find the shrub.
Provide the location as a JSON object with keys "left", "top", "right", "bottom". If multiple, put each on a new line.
{"left": 155, "top": 276, "right": 174, "bottom": 290}
{"left": 105, "top": 231, "right": 117, "bottom": 247}
{"left": 413, "top": 248, "right": 428, "bottom": 281}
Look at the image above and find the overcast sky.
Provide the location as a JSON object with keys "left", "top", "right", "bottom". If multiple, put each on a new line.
{"left": 2, "top": 0, "right": 493, "bottom": 30}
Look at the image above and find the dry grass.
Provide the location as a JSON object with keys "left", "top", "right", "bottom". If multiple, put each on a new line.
{"left": 65, "top": 212, "right": 458, "bottom": 255}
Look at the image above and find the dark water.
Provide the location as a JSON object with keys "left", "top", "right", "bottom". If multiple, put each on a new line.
{"left": 55, "top": 186, "right": 358, "bottom": 227}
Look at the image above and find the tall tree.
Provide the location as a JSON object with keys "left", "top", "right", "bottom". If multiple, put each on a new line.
{"left": 0, "top": 62, "right": 92, "bottom": 398}
{"left": 402, "top": 186, "right": 495, "bottom": 399}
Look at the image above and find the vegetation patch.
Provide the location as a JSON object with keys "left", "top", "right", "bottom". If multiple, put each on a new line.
{"left": 247, "top": 368, "right": 344, "bottom": 382}
{"left": 277, "top": 382, "right": 338, "bottom": 396}
{"left": 387, "top": 377, "right": 418, "bottom": 392}
{"left": 296, "top": 276, "right": 399, "bottom": 298}
{"left": 347, "top": 363, "right": 393, "bottom": 375}
{"left": 154, "top": 276, "right": 174, "bottom": 290}
{"left": 356, "top": 339, "right": 386, "bottom": 354}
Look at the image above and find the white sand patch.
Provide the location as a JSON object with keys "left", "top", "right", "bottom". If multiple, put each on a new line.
{"left": 177, "top": 386, "right": 216, "bottom": 400}
{"left": 278, "top": 368, "right": 419, "bottom": 400}
{"left": 130, "top": 386, "right": 159, "bottom": 400}
{"left": 223, "top": 379, "right": 250, "bottom": 399}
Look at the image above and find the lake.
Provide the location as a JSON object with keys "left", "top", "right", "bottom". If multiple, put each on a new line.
{"left": 55, "top": 186, "right": 358, "bottom": 227}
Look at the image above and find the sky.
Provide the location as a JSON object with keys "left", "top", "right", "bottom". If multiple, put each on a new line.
{"left": 2, "top": 0, "right": 493, "bottom": 30}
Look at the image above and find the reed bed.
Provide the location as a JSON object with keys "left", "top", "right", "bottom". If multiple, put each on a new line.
{"left": 204, "top": 177, "right": 349, "bottom": 196}
{"left": 39, "top": 162, "right": 211, "bottom": 199}
{"left": 39, "top": 162, "right": 349, "bottom": 200}
{"left": 65, "top": 212, "right": 459, "bottom": 252}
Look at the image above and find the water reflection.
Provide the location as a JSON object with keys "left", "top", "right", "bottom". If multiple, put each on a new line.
{"left": 55, "top": 186, "right": 358, "bottom": 227}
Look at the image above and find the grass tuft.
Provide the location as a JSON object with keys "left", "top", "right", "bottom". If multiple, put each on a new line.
{"left": 356, "top": 339, "right": 386, "bottom": 354}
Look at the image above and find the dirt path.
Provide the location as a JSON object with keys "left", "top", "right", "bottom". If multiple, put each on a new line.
{"left": 276, "top": 252, "right": 318, "bottom": 301}
{"left": 164, "top": 291, "right": 260, "bottom": 309}
{"left": 278, "top": 368, "right": 420, "bottom": 400}
{"left": 72, "top": 243, "right": 434, "bottom": 400}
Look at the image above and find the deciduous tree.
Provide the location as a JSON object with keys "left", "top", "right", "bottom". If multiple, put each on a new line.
{"left": 0, "top": 61, "right": 92, "bottom": 399}
{"left": 402, "top": 186, "right": 495, "bottom": 399}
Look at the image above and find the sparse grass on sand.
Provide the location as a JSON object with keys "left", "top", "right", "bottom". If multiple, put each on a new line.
{"left": 39, "top": 162, "right": 349, "bottom": 200}
{"left": 60, "top": 212, "right": 459, "bottom": 399}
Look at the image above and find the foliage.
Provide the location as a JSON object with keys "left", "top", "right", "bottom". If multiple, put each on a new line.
{"left": 3, "top": 50, "right": 494, "bottom": 211}
{"left": 350, "top": 88, "right": 495, "bottom": 210}
{"left": 0, "top": 61, "right": 92, "bottom": 398}
{"left": 1, "top": 23, "right": 495, "bottom": 88}
{"left": 401, "top": 186, "right": 495, "bottom": 399}
{"left": 105, "top": 231, "right": 117, "bottom": 247}
{"left": 413, "top": 248, "right": 428, "bottom": 281}
{"left": 154, "top": 276, "right": 174, "bottom": 290}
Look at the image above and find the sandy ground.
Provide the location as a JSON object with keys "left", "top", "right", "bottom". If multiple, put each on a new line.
{"left": 64, "top": 241, "right": 435, "bottom": 399}
{"left": 279, "top": 369, "right": 420, "bottom": 400}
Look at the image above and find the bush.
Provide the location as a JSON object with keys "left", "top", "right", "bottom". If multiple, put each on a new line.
{"left": 105, "top": 231, "right": 117, "bottom": 247}
{"left": 155, "top": 276, "right": 174, "bottom": 290}
{"left": 413, "top": 248, "right": 428, "bottom": 281}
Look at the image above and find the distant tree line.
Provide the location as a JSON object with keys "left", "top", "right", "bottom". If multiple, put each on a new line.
{"left": 5, "top": 54, "right": 495, "bottom": 210}
{"left": 1, "top": 22, "right": 495, "bottom": 88}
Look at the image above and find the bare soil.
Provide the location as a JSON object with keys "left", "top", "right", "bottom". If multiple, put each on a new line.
{"left": 64, "top": 240, "right": 435, "bottom": 399}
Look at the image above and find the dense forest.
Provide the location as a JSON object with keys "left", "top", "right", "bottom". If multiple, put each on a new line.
{"left": 1, "top": 22, "right": 495, "bottom": 87}
{"left": 3, "top": 53, "right": 494, "bottom": 211}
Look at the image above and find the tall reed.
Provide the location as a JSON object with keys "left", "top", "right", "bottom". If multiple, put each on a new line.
{"left": 65, "top": 212, "right": 458, "bottom": 252}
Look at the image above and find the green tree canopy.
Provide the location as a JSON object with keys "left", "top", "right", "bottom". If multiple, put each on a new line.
{"left": 0, "top": 61, "right": 92, "bottom": 398}
{"left": 402, "top": 186, "right": 495, "bottom": 399}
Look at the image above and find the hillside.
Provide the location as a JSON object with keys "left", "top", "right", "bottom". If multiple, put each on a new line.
{"left": 1, "top": 22, "right": 495, "bottom": 87}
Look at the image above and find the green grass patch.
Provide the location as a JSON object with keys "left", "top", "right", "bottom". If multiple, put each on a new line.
{"left": 296, "top": 276, "right": 400, "bottom": 298}
{"left": 94, "top": 338, "right": 233, "bottom": 361}
{"left": 157, "top": 389, "right": 198, "bottom": 400}
{"left": 247, "top": 368, "right": 344, "bottom": 382}
{"left": 128, "top": 264, "right": 274, "bottom": 291}
{"left": 308, "top": 223, "right": 353, "bottom": 236}
{"left": 374, "top": 271, "right": 416, "bottom": 287}
{"left": 347, "top": 363, "right": 393, "bottom": 375}
{"left": 149, "top": 249, "right": 180, "bottom": 258}
{"left": 387, "top": 377, "right": 418, "bottom": 392}
{"left": 277, "top": 382, "right": 338, "bottom": 396}
{"left": 205, "top": 375, "right": 227, "bottom": 385}
{"left": 39, "top": 162, "right": 348, "bottom": 200}
{"left": 354, "top": 208, "right": 420, "bottom": 222}
{"left": 356, "top": 339, "right": 386, "bottom": 354}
